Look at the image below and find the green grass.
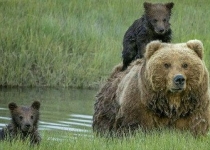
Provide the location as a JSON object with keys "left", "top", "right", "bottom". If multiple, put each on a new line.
{"left": 1, "top": 130, "right": 210, "bottom": 150}
{"left": 0, "top": 0, "right": 209, "bottom": 88}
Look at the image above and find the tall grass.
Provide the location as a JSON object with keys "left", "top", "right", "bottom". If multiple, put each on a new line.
{"left": 0, "top": 0, "right": 209, "bottom": 88}
{"left": 1, "top": 130, "right": 210, "bottom": 150}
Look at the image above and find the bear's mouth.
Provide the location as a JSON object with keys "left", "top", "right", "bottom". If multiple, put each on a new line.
{"left": 155, "top": 29, "right": 166, "bottom": 35}
{"left": 170, "top": 88, "right": 184, "bottom": 93}
{"left": 21, "top": 126, "right": 33, "bottom": 132}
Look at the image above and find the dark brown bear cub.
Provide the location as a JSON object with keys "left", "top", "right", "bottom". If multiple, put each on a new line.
{"left": 122, "top": 2, "right": 174, "bottom": 70}
{"left": 0, "top": 101, "right": 41, "bottom": 145}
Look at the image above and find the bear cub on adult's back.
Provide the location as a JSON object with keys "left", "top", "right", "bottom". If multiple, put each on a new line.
{"left": 0, "top": 101, "right": 41, "bottom": 145}
{"left": 122, "top": 2, "right": 174, "bottom": 70}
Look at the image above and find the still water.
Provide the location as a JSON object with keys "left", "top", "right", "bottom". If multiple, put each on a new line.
{"left": 0, "top": 88, "right": 97, "bottom": 138}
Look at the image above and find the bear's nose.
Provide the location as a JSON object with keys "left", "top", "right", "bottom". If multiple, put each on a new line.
{"left": 25, "top": 124, "right": 31, "bottom": 128}
{"left": 173, "top": 75, "right": 185, "bottom": 86}
{"left": 159, "top": 29, "right": 165, "bottom": 33}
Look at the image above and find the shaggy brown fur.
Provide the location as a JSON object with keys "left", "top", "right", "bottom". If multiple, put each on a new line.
{"left": 93, "top": 40, "right": 210, "bottom": 136}
{"left": 0, "top": 101, "right": 41, "bottom": 145}
{"left": 92, "top": 63, "right": 127, "bottom": 136}
{"left": 122, "top": 2, "right": 174, "bottom": 71}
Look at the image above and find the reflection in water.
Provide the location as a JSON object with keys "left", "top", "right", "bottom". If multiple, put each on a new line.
{"left": 40, "top": 114, "right": 92, "bottom": 132}
{"left": 0, "top": 88, "right": 96, "bottom": 138}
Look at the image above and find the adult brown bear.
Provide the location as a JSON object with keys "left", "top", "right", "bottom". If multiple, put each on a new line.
{"left": 93, "top": 40, "right": 210, "bottom": 136}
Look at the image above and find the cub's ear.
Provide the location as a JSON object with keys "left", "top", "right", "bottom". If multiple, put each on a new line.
{"left": 31, "top": 101, "right": 40, "bottom": 110}
{"left": 143, "top": 2, "right": 152, "bottom": 11}
{"left": 145, "top": 40, "right": 162, "bottom": 59}
{"left": 165, "top": 2, "right": 174, "bottom": 10}
{"left": 186, "top": 39, "right": 203, "bottom": 59}
{"left": 8, "top": 102, "right": 18, "bottom": 111}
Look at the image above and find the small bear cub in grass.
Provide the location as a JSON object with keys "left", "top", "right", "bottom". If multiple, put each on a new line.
{"left": 0, "top": 101, "right": 41, "bottom": 145}
{"left": 122, "top": 2, "right": 174, "bottom": 70}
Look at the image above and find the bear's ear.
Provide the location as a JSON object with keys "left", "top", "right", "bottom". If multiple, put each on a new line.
{"left": 165, "top": 2, "right": 174, "bottom": 10}
{"left": 186, "top": 40, "right": 204, "bottom": 59}
{"left": 8, "top": 102, "right": 18, "bottom": 111}
{"left": 144, "top": 2, "right": 152, "bottom": 11}
{"left": 145, "top": 40, "right": 162, "bottom": 59}
{"left": 31, "top": 101, "right": 40, "bottom": 110}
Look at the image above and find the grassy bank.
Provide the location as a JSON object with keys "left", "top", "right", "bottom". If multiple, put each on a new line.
{"left": 1, "top": 130, "right": 210, "bottom": 150}
{"left": 0, "top": 0, "right": 209, "bottom": 88}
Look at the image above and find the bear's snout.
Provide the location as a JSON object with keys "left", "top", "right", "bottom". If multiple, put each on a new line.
{"left": 174, "top": 75, "right": 185, "bottom": 85}
{"left": 172, "top": 74, "right": 186, "bottom": 91}
{"left": 158, "top": 28, "right": 165, "bottom": 34}
{"left": 25, "top": 123, "right": 31, "bottom": 128}
{"left": 155, "top": 27, "right": 166, "bottom": 34}
{"left": 22, "top": 122, "right": 33, "bottom": 132}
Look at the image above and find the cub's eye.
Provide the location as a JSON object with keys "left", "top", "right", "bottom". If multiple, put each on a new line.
{"left": 164, "top": 63, "right": 171, "bottom": 69}
{"left": 153, "top": 19, "right": 158, "bottom": 23}
{"left": 19, "top": 116, "right": 23, "bottom": 120}
{"left": 31, "top": 115, "right": 34, "bottom": 119}
{"left": 182, "top": 63, "right": 188, "bottom": 69}
{"left": 163, "top": 18, "right": 167, "bottom": 22}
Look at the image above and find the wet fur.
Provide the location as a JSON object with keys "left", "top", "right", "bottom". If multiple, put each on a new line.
{"left": 92, "top": 61, "right": 143, "bottom": 136}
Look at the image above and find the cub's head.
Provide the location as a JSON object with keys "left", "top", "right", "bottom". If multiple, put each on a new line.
{"left": 8, "top": 101, "right": 40, "bottom": 132}
{"left": 144, "top": 40, "right": 206, "bottom": 93}
{"left": 144, "top": 2, "right": 174, "bottom": 34}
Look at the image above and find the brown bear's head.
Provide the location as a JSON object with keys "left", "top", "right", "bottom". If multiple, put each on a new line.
{"left": 144, "top": 2, "right": 174, "bottom": 34}
{"left": 8, "top": 101, "right": 40, "bottom": 132}
{"left": 144, "top": 40, "right": 206, "bottom": 93}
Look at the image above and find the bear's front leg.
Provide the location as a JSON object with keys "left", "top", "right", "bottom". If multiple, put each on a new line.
{"left": 113, "top": 108, "right": 142, "bottom": 136}
{"left": 174, "top": 113, "right": 209, "bottom": 136}
{"left": 30, "top": 130, "right": 41, "bottom": 145}
{"left": 114, "top": 106, "right": 160, "bottom": 135}
{"left": 190, "top": 115, "right": 209, "bottom": 136}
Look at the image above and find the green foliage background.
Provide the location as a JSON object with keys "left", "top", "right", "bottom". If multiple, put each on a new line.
{"left": 0, "top": 0, "right": 209, "bottom": 88}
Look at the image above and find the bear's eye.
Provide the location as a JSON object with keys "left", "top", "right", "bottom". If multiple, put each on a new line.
{"left": 163, "top": 18, "right": 167, "bottom": 22}
{"left": 31, "top": 115, "right": 34, "bottom": 119}
{"left": 182, "top": 63, "right": 188, "bottom": 69}
{"left": 164, "top": 63, "right": 171, "bottom": 69}
{"left": 153, "top": 19, "right": 158, "bottom": 23}
{"left": 19, "top": 116, "right": 23, "bottom": 120}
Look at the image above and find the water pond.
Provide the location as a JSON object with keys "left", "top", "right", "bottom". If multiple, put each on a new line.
{"left": 0, "top": 88, "right": 97, "bottom": 139}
